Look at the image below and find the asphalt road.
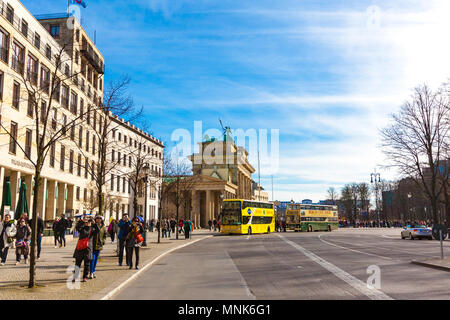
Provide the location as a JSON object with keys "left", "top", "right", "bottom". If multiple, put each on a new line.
{"left": 113, "top": 228, "right": 450, "bottom": 300}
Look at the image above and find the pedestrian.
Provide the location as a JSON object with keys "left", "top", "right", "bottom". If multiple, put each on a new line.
{"left": 72, "top": 216, "right": 94, "bottom": 282}
{"left": 126, "top": 217, "right": 144, "bottom": 270}
{"left": 117, "top": 214, "right": 131, "bottom": 266}
{"left": 108, "top": 219, "right": 117, "bottom": 243}
{"left": 217, "top": 220, "right": 221, "bottom": 232}
{"left": 179, "top": 219, "right": 184, "bottom": 234}
{"left": 208, "top": 219, "right": 212, "bottom": 231}
{"left": 213, "top": 219, "right": 217, "bottom": 231}
{"left": 52, "top": 217, "right": 60, "bottom": 248}
{"left": 89, "top": 215, "right": 107, "bottom": 279}
{"left": 162, "top": 219, "right": 168, "bottom": 238}
{"left": 0, "top": 213, "right": 17, "bottom": 265}
{"left": 150, "top": 219, "right": 154, "bottom": 232}
{"left": 184, "top": 219, "right": 191, "bottom": 239}
{"left": 57, "top": 214, "right": 69, "bottom": 247}
{"left": 170, "top": 218, "right": 176, "bottom": 235}
{"left": 15, "top": 218, "right": 31, "bottom": 265}
{"left": 29, "top": 213, "right": 44, "bottom": 260}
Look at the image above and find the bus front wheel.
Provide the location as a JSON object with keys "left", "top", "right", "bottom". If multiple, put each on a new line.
{"left": 248, "top": 227, "right": 252, "bottom": 235}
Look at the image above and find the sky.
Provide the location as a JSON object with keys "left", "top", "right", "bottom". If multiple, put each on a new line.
{"left": 22, "top": 0, "right": 450, "bottom": 202}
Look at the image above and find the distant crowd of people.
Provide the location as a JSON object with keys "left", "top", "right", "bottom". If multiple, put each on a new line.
{"left": 338, "top": 220, "right": 434, "bottom": 228}
{"left": 0, "top": 211, "right": 196, "bottom": 283}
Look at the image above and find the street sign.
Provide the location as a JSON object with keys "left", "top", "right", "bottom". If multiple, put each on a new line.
{"left": 432, "top": 224, "right": 447, "bottom": 240}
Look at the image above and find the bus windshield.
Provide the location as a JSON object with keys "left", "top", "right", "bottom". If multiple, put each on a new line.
{"left": 222, "top": 201, "right": 242, "bottom": 225}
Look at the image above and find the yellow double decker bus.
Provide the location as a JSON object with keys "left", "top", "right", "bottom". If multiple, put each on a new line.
{"left": 221, "top": 199, "right": 275, "bottom": 235}
{"left": 286, "top": 203, "right": 338, "bottom": 232}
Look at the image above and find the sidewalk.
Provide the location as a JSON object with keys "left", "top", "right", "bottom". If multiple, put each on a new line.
{"left": 411, "top": 257, "right": 450, "bottom": 272}
{"left": 0, "top": 229, "right": 214, "bottom": 300}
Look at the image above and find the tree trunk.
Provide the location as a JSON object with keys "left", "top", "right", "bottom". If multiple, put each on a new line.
{"left": 176, "top": 205, "right": 179, "bottom": 239}
{"left": 98, "top": 188, "right": 104, "bottom": 216}
{"left": 28, "top": 169, "right": 41, "bottom": 288}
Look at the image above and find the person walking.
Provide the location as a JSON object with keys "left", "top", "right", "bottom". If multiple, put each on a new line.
{"left": 58, "top": 214, "right": 69, "bottom": 247}
{"left": 170, "top": 218, "right": 176, "bottom": 235}
{"left": 149, "top": 219, "right": 154, "bottom": 232}
{"left": 52, "top": 217, "right": 60, "bottom": 248}
{"left": 217, "top": 220, "right": 221, "bottom": 232}
{"left": 208, "top": 219, "right": 212, "bottom": 231}
{"left": 162, "top": 219, "right": 168, "bottom": 238}
{"left": 72, "top": 216, "right": 94, "bottom": 282}
{"left": 179, "top": 219, "right": 184, "bottom": 234}
{"left": 0, "top": 213, "right": 17, "bottom": 265}
{"left": 117, "top": 214, "right": 131, "bottom": 266}
{"left": 89, "top": 216, "right": 107, "bottom": 279}
{"left": 108, "top": 219, "right": 118, "bottom": 243}
{"left": 126, "top": 217, "right": 144, "bottom": 270}
{"left": 29, "top": 213, "right": 44, "bottom": 260}
{"left": 184, "top": 219, "right": 192, "bottom": 239}
{"left": 15, "top": 218, "right": 31, "bottom": 265}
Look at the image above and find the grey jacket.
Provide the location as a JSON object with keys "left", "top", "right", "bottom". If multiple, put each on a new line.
{"left": 0, "top": 221, "right": 17, "bottom": 249}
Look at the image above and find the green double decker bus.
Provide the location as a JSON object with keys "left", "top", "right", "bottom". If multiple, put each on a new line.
{"left": 286, "top": 204, "right": 338, "bottom": 232}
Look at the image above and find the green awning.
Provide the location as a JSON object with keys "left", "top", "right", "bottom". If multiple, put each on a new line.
{"left": 15, "top": 182, "right": 29, "bottom": 220}
{"left": 0, "top": 181, "right": 12, "bottom": 218}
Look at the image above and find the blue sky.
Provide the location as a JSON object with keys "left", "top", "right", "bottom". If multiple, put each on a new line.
{"left": 22, "top": 0, "right": 450, "bottom": 201}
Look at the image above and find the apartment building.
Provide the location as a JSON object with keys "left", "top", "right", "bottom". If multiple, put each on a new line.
{"left": 0, "top": 0, "right": 163, "bottom": 223}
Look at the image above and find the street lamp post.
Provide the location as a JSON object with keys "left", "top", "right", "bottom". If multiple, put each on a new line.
{"left": 142, "top": 164, "right": 150, "bottom": 247}
{"left": 370, "top": 170, "right": 381, "bottom": 227}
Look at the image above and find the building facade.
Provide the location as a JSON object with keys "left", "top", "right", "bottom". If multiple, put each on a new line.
{"left": 0, "top": 0, "right": 163, "bottom": 223}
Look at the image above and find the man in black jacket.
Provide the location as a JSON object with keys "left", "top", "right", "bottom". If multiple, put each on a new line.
{"left": 29, "top": 213, "right": 44, "bottom": 260}
{"left": 58, "top": 214, "right": 69, "bottom": 247}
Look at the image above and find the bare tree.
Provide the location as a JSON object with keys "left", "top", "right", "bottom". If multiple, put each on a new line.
{"left": 78, "top": 76, "right": 142, "bottom": 218}
{"left": 0, "top": 33, "right": 100, "bottom": 287}
{"left": 326, "top": 187, "right": 339, "bottom": 203}
{"left": 380, "top": 84, "right": 450, "bottom": 223}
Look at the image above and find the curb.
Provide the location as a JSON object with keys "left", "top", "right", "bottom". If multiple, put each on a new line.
{"left": 411, "top": 260, "right": 450, "bottom": 272}
{"left": 100, "top": 235, "right": 213, "bottom": 300}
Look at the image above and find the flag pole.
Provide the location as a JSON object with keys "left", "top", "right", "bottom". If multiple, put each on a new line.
{"left": 67, "top": 0, "right": 70, "bottom": 15}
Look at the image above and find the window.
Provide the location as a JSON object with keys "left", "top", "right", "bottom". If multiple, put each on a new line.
{"left": 27, "top": 93, "right": 34, "bottom": 117}
{"left": 51, "top": 108, "right": 57, "bottom": 130}
{"left": 6, "top": 5, "right": 14, "bottom": 24}
{"left": 61, "top": 85, "right": 69, "bottom": 108}
{"left": 65, "top": 64, "right": 70, "bottom": 77}
{"left": 86, "top": 131, "right": 90, "bottom": 152}
{"left": 77, "top": 154, "right": 81, "bottom": 176}
{"left": 13, "top": 82, "right": 20, "bottom": 109}
{"left": 76, "top": 187, "right": 80, "bottom": 200}
{"left": 124, "top": 135, "right": 127, "bottom": 144}
{"left": 45, "top": 45, "right": 51, "bottom": 60}
{"left": 11, "top": 42, "right": 24, "bottom": 74}
{"left": 123, "top": 177, "right": 126, "bottom": 193}
{"left": 79, "top": 98, "right": 84, "bottom": 118}
{"left": 70, "top": 91, "right": 77, "bottom": 114}
{"left": 75, "top": 50, "right": 79, "bottom": 64}
{"left": 0, "top": 29, "right": 9, "bottom": 63}
{"left": 118, "top": 152, "right": 121, "bottom": 165}
{"left": 92, "top": 136, "right": 96, "bottom": 155}
{"left": 129, "top": 156, "right": 131, "bottom": 168}
{"left": 70, "top": 125, "right": 75, "bottom": 141}
{"left": 60, "top": 145, "right": 65, "bottom": 171}
{"left": 84, "top": 157, "right": 89, "bottom": 178}
{"left": 93, "top": 111, "right": 97, "bottom": 130}
{"left": 87, "top": 106, "right": 90, "bottom": 124}
{"left": 21, "top": 20, "right": 28, "bottom": 37}
{"left": 40, "top": 65, "right": 50, "bottom": 94}
{"left": 111, "top": 174, "right": 114, "bottom": 191}
{"left": 78, "top": 126, "right": 83, "bottom": 148}
{"left": 84, "top": 188, "right": 87, "bottom": 201}
{"left": 34, "top": 33, "right": 40, "bottom": 49}
{"left": 117, "top": 176, "right": 120, "bottom": 192}
{"left": 50, "top": 143, "right": 55, "bottom": 167}
{"left": 69, "top": 150, "right": 74, "bottom": 173}
{"left": 50, "top": 25, "right": 60, "bottom": 38}
{"left": 9, "top": 122, "right": 17, "bottom": 154}
{"left": 0, "top": 72, "right": 3, "bottom": 100}
{"left": 118, "top": 132, "right": 121, "bottom": 141}
{"left": 40, "top": 101, "right": 46, "bottom": 123}
{"left": 111, "top": 149, "right": 115, "bottom": 162}
{"left": 76, "top": 29, "right": 80, "bottom": 42}
{"left": 24, "top": 129, "right": 31, "bottom": 158}
{"left": 27, "top": 55, "right": 38, "bottom": 86}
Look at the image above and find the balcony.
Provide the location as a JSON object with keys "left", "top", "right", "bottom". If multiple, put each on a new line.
{"left": 80, "top": 43, "right": 104, "bottom": 74}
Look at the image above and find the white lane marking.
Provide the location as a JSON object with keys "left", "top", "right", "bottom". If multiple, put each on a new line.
{"left": 246, "top": 236, "right": 250, "bottom": 240}
{"left": 101, "top": 235, "right": 213, "bottom": 300}
{"left": 318, "top": 234, "right": 393, "bottom": 261}
{"left": 381, "top": 235, "right": 400, "bottom": 239}
{"left": 223, "top": 250, "right": 256, "bottom": 300}
{"left": 278, "top": 234, "right": 393, "bottom": 300}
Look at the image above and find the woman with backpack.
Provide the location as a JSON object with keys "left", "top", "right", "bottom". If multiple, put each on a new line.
{"left": 15, "top": 218, "right": 31, "bottom": 265}
{"left": 0, "top": 213, "right": 16, "bottom": 265}
{"left": 72, "top": 215, "right": 94, "bottom": 282}
{"left": 126, "top": 217, "right": 144, "bottom": 270}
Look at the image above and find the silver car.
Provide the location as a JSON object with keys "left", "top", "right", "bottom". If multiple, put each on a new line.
{"left": 401, "top": 224, "right": 432, "bottom": 240}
